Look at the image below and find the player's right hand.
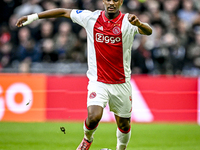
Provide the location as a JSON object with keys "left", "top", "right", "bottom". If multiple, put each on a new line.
{"left": 16, "top": 16, "right": 28, "bottom": 27}
{"left": 128, "top": 14, "right": 142, "bottom": 27}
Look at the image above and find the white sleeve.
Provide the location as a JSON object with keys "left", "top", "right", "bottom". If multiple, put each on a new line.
{"left": 70, "top": 9, "right": 93, "bottom": 28}
{"left": 133, "top": 25, "right": 139, "bottom": 35}
{"left": 122, "top": 13, "right": 139, "bottom": 36}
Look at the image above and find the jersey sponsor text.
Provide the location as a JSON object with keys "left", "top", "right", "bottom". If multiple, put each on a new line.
{"left": 95, "top": 33, "right": 121, "bottom": 44}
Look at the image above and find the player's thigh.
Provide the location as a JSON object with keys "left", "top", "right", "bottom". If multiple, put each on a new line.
{"left": 87, "top": 105, "right": 104, "bottom": 122}
{"left": 108, "top": 81, "right": 132, "bottom": 118}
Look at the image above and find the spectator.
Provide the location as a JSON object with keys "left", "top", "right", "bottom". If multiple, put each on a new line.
{"left": 0, "top": 0, "right": 20, "bottom": 24}
{"left": 126, "top": 0, "right": 142, "bottom": 12}
{"left": 80, "top": 0, "right": 94, "bottom": 11}
{"left": 8, "top": 14, "right": 20, "bottom": 45}
{"left": 187, "top": 31, "right": 200, "bottom": 69}
{"left": 0, "top": 24, "right": 11, "bottom": 45}
{"left": 17, "top": 26, "right": 31, "bottom": 47}
{"left": 41, "top": 38, "right": 58, "bottom": 63}
{"left": 54, "top": 21, "right": 78, "bottom": 61}
{"left": 176, "top": 20, "right": 190, "bottom": 46}
{"left": 0, "top": 42, "right": 16, "bottom": 69}
{"left": 17, "top": 38, "right": 41, "bottom": 62}
{"left": 37, "top": 20, "right": 54, "bottom": 40}
{"left": 41, "top": 1, "right": 58, "bottom": 11}
{"left": 95, "top": 0, "right": 104, "bottom": 10}
{"left": 14, "top": 0, "right": 43, "bottom": 17}
{"left": 177, "top": 0, "right": 198, "bottom": 26}
{"left": 131, "top": 36, "right": 154, "bottom": 74}
{"left": 18, "top": 58, "right": 31, "bottom": 73}
{"left": 163, "top": 0, "right": 180, "bottom": 13}
{"left": 60, "top": 0, "right": 78, "bottom": 9}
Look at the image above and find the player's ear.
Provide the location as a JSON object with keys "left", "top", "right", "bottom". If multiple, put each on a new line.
{"left": 120, "top": 0, "right": 124, "bottom": 7}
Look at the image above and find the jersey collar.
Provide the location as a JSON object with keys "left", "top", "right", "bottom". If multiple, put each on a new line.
{"left": 102, "top": 11, "right": 122, "bottom": 23}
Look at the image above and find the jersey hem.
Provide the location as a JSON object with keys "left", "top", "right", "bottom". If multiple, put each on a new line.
{"left": 97, "top": 79, "right": 126, "bottom": 84}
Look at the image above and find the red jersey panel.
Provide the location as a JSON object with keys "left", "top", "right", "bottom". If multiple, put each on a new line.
{"left": 94, "top": 11, "right": 125, "bottom": 84}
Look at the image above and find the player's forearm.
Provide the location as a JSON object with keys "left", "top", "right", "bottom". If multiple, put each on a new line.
{"left": 16, "top": 8, "right": 72, "bottom": 27}
{"left": 137, "top": 22, "right": 152, "bottom": 35}
{"left": 38, "top": 8, "right": 72, "bottom": 19}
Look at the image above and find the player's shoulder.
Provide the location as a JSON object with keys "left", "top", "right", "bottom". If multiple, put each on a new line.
{"left": 93, "top": 10, "right": 102, "bottom": 15}
{"left": 85, "top": 10, "right": 102, "bottom": 17}
{"left": 122, "top": 13, "right": 131, "bottom": 25}
{"left": 73, "top": 9, "right": 101, "bottom": 15}
{"left": 123, "top": 13, "right": 129, "bottom": 20}
{"left": 72, "top": 9, "right": 102, "bottom": 20}
{"left": 86, "top": 10, "right": 102, "bottom": 19}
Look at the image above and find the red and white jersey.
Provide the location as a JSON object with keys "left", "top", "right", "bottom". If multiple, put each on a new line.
{"left": 71, "top": 10, "right": 139, "bottom": 84}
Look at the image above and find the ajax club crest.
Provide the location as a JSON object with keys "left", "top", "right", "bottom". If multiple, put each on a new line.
{"left": 112, "top": 26, "right": 121, "bottom": 34}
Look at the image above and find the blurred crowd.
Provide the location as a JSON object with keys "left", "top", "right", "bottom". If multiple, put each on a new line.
{"left": 0, "top": 0, "right": 200, "bottom": 75}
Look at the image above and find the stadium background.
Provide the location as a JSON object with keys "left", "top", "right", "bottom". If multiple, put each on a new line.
{"left": 1, "top": 0, "right": 200, "bottom": 75}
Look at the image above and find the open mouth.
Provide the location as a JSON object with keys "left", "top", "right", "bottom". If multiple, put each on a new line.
{"left": 108, "top": 7, "right": 115, "bottom": 11}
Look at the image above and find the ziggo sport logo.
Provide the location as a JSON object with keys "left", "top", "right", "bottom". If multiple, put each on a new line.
{"left": 0, "top": 83, "right": 33, "bottom": 120}
{"left": 96, "top": 33, "right": 121, "bottom": 44}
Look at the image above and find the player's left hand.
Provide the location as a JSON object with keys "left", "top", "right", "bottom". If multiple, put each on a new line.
{"left": 16, "top": 16, "right": 28, "bottom": 27}
{"left": 128, "top": 14, "right": 142, "bottom": 27}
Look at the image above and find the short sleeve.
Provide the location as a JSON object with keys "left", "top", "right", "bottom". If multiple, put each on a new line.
{"left": 122, "top": 13, "right": 139, "bottom": 36}
{"left": 128, "top": 18, "right": 139, "bottom": 35}
{"left": 133, "top": 24, "right": 139, "bottom": 35}
{"left": 70, "top": 9, "right": 93, "bottom": 28}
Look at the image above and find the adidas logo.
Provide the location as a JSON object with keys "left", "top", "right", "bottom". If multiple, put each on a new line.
{"left": 97, "top": 26, "right": 103, "bottom": 31}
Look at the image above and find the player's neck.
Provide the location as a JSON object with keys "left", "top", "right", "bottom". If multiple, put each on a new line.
{"left": 105, "top": 11, "right": 120, "bottom": 20}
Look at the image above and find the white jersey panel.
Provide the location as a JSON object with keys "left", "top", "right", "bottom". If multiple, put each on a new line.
{"left": 85, "top": 11, "right": 102, "bottom": 82}
{"left": 71, "top": 10, "right": 101, "bottom": 82}
{"left": 121, "top": 13, "right": 139, "bottom": 82}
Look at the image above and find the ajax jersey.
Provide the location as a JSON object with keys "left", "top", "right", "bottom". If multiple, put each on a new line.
{"left": 71, "top": 10, "right": 139, "bottom": 84}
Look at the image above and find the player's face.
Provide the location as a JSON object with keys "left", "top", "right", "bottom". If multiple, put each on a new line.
{"left": 103, "top": 0, "right": 123, "bottom": 14}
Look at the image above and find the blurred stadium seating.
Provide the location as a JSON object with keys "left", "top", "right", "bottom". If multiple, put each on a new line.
{"left": 0, "top": 0, "right": 200, "bottom": 75}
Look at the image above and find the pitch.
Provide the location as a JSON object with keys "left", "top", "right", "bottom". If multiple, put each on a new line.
{"left": 0, "top": 122, "right": 200, "bottom": 150}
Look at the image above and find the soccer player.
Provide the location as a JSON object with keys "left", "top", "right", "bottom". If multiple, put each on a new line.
{"left": 16, "top": 0, "right": 152, "bottom": 149}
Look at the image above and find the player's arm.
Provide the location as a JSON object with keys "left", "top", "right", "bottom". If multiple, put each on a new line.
{"left": 128, "top": 14, "right": 152, "bottom": 35}
{"left": 16, "top": 8, "right": 72, "bottom": 27}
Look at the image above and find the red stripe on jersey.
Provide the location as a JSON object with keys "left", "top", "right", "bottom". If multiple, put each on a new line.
{"left": 94, "top": 11, "right": 125, "bottom": 84}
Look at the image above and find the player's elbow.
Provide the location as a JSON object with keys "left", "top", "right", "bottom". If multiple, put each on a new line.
{"left": 139, "top": 27, "right": 152, "bottom": 35}
{"left": 143, "top": 27, "right": 152, "bottom": 36}
{"left": 146, "top": 28, "right": 152, "bottom": 35}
